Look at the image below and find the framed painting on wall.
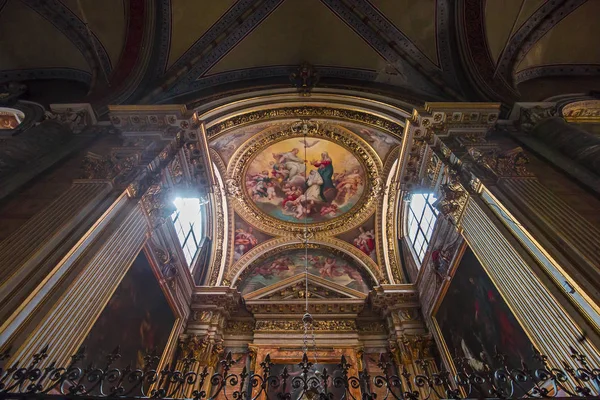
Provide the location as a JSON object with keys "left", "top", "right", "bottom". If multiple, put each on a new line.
{"left": 433, "top": 245, "right": 539, "bottom": 376}
{"left": 80, "top": 250, "right": 177, "bottom": 369}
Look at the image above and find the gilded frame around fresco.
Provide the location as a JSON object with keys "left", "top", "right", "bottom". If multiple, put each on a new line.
{"left": 226, "top": 122, "right": 383, "bottom": 237}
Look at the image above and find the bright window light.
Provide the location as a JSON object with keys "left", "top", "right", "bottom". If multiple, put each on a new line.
{"left": 172, "top": 197, "right": 204, "bottom": 267}
{"left": 407, "top": 193, "right": 439, "bottom": 264}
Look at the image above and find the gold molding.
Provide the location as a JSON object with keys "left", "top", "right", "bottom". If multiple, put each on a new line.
{"left": 378, "top": 146, "right": 404, "bottom": 284}
{"left": 226, "top": 123, "right": 383, "bottom": 236}
{"left": 206, "top": 106, "right": 405, "bottom": 139}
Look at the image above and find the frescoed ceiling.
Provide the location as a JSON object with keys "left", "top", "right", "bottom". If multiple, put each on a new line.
{"left": 1, "top": 0, "right": 598, "bottom": 111}
{"left": 208, "top": 112, "right": 400, "bottom": 299}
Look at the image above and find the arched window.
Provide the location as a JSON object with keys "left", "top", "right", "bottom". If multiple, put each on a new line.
{"left": 172, "top": 197, "right": 205, "bottom": 266}
{"left": 406, "top": 193, "right": 439, "bottom": 263}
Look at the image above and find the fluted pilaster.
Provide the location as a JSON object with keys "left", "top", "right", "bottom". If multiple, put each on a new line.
{"left": 461, "top": 198, "right": 600, "bottom": 365}
{"left": 498, "top": 178, "right": 600, "bottom": 303}
{"left": 6, "top": 202, "right": 147, "bottom": 365}
{"left": 0, "top": 181, "right": 113, "bottom": 323}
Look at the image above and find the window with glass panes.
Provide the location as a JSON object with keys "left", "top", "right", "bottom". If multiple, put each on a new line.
{"left": 406, "top": 193, "right": 438, "bottom": 264}
{"left": 172, "top": 197, "right": 204, "bottom": 266}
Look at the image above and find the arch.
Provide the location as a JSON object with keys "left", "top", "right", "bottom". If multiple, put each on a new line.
{"left": 227, "top": 236, "right": 385, "bottom": 288}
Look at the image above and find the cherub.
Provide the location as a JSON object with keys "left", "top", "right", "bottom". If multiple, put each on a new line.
{"left": 320, "top": 203, "right": 339, "bottom": 216}
{"left": 320, "top": 257, "right": 340, "bottom": 278}
{"left": 266, "top": 181, "right": 276, "bottom": 200}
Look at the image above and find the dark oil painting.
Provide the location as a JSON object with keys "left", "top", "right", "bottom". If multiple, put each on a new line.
{"left": 435, "top": 247, "right": 537, "bottom": 373}
{"left": 81, "top": 251, "right": 175, "bottom": 369}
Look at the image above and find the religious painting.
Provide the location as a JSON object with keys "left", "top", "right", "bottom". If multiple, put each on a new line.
{"left": 435, "top": 247, "right": 537, "bottom": 374}
{"left": 240, "top": 249, "right": 371, "bottom": 295}
{"left": 233, "top": 215, "right": 272, "bottom": 261}
{"left": 340, "top": 122, "right": 399, "bottom": 160}
{"left": 337, "top": 215, "right": 376, "bottom": 261}
{"left": 268, "top": 363, "right": 345, "bottom": 399}
{"left": 426, "top": 216, "right": 463, "bottom": 278}
{"left": 245, "top": 138, "right": 365, "bottom": 223}
{"left": 81, "top": 251, "right": 176, "bottom": 369}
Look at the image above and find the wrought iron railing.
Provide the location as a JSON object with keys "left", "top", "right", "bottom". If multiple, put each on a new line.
{"left": 1, "top": 345, "right": 599, "bottom": 399}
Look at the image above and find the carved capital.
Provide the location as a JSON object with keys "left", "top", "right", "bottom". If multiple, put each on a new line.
{"left": 389, "top": 334, "right": 435, "bottom": 365}
{"left": 141, "top": 184, "right": 176, "bottom": 228}
{"left": 435, "top": 171, "right": 469, "bottom": 226}
{"left": 178, "top": 334, "right": 224, "bottom": 365}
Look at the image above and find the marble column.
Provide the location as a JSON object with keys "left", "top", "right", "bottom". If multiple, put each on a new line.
{"left": 460, "top": 196, "right": 600, "bottom": 365}
{"left": 5, "top": 200, "right": 148, "bottom": 365}
{"left": 0, "top": 180, "right": 113, "bottom": 328}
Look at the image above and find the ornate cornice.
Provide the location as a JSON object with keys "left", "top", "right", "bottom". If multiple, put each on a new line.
{"left": 254, "top": 319, "right": 357, "bottom": 332}
{"left": 190, "top": 287, "right": 242, "bottom": 313}
{"left": 206, "top": 106, "right": 405, "bottom": 139}
{"left": 226, "top": 122, "right": 383, "bottom": 236}
{"left": 369, "top": 285, "right": 420, "bottom": 316}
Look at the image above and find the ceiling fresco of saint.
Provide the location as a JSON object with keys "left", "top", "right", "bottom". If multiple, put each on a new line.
{"left": 0, "top": 0, "right": 598, "bottom": 109}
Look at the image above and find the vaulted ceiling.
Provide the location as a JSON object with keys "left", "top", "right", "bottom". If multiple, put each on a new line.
{"left": 1, "top": 0, "right": 598, "bottom": 112}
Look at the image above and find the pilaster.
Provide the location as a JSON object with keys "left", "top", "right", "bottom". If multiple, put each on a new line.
{"left": 0, "top": 180, "right": 113, "bottom": 343}
{"left": 4, "top": 200, "right": 148, "bottom": 364}
{"left": 461, "top": 196, "right": 600, "bottom": 364}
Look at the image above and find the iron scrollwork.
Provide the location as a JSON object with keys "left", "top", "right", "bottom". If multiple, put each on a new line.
{"left": 1, "top": 344, "right": 600, "bottom": 399}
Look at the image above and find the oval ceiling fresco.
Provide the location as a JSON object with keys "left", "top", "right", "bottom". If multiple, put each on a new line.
{"left": 239, "top": 249, "right": 371, "bottom": 295}
{"left": 244, "top": 137, "right": 365, "bottom": 224}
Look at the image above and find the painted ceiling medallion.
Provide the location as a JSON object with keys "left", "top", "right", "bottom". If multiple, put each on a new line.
{"left": 245, "top": 136, "right": 365, "bottom": 223}
{"left": 227, "top": 122, "right": 383, "bottom": 236}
